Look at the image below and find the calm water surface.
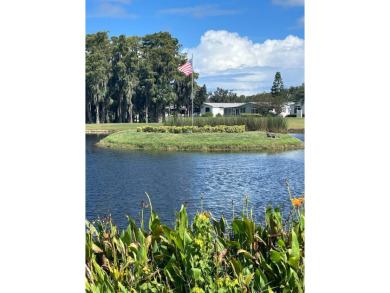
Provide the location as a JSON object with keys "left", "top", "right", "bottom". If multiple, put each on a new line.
{"left": 86, "top": 133, "right": 304, "bottom": 230}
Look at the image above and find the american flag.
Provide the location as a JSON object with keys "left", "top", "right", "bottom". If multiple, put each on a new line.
{"left": 178, "top": 59, "right": 193, "bottom": 76}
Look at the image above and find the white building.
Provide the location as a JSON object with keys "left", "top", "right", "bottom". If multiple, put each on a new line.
{"left": 200, "top": 102, "right": 303, "bottom": 117}
{"left": 200, "top": 103, "right": 247, "bottom": 116}
{"left": 289, "top": 102, "right": 305, "bottom": 117}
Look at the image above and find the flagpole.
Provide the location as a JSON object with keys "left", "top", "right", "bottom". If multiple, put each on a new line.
{"left": 191, "top": 54, "right": 194, "bottom": 127}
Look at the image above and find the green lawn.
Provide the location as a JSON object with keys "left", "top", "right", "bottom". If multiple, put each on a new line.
{"left": 86, "top": 123, "right": 163, "bottom": 132}
{"left": 286, "top": 118, "right": 304, "bottom": 130}
{"left": 98, "top": 131, "right": 304, "bottom": 152}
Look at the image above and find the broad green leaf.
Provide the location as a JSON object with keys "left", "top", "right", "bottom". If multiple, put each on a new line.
{"left": 129, "top": 243, "right": 138, "bottom": 254}
{"left": 120, "top": 225, "right": 132, "bottom": 245}
{"left": 287, "top": 256, "right": 300, "bottom": 269}
{"left": 270, "top": 250, "right": 283, "bottom": 263}
{"left": 145, "top": 235, "right": 152, "bottom": 250}
{"left": 226, "top": 239, "right": 240, "bottom": 249}
{"left": 260, "top": 253, "right": 277, "bottom": 279}
{"left": 85, "top": 277, "right": 91, "bottom": 291}
{"left": 245, "top": 272, "right": 254, "bottom": 286}
{"left": 243, "top": 218, "right": 255, "bottom": 245}
{"left": 220, "top": 216, "right": 226, "bottom": 234}
{"left": 172, "top": 231, "right": 184, "bottom": 251}
{"left": 149, "top": 210, "right": 160, "bottom": 233}
{"left": 86, "top": 219, "right": 99, "bottom": 237}
{"left": 230, "top": 258, "right": 242, "bottom": 277}
{"left": 254, "top": 269, "right": 269, "bottom": 292}
{"left": 92, "top": 259, "right": 105, "bottom": 280}
{"left": 237, "top": 249, "right": 254, "bottom": 262}
{"left": 136, "top": 246, "right": 147, "bottom": 265}
{"left": 92, "top": 243, "right": 103, "bottom": 254}
{"left": 136, "top": 228, "right": 145, "bottom": 244}
{"left": 291, "top": 230, "right": 299, "bottom": 257}
{"left": 191, "top": 268, "right": 202, "bottom": 281}
{"left": 288, "top": 230, "right": 300, "bottom": 269}
{"left": 299, "top": 213, "right": 305, "bottom": 229}
{"left": 91, "top": 284, "right": 100, "bottom": 293}
{"left": 162, "top": 225, "right": 174, "bottom": 243}
{"left": 183, "top": 230, "right": 193, "bottom": 247}
{"left": 153, "top": 240, "right": 159, "bottom": 253}
{"left": 231, "top": 219, "right": 244, "bottom": 236}
{"left": 127, "top": 216, "right": 139, "bottom": 240}
{"left": 277, "top": 239, "right": 286, "bottom": 249}
{"left": 179, "top": 205, "right": 188, "bottom": 240}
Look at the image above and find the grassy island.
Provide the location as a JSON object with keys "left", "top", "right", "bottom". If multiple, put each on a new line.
{"left": 97, "top": 130, "right": 304, "bottom": 152}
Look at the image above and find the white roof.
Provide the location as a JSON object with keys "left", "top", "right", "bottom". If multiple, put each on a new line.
{"left": 203, "top": 103, "right": 246, "bottom": 108}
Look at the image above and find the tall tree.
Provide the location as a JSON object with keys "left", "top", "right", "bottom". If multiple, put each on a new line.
{"left": 140, "top": 32, "right": 182, "bottom": 122}
{"left": 85, "top": 31, "right": 204, "bottom": 123}
{"left": 85, "top": 32, "right": 111, "bottom": 123}
{"left": 109, "top": 35, "right": 140, "bottom": 123}
{"left": 135, "top": 61, "right": 155, "bottom": 123}
{"left": 270, "top": 72, "right": 284, "bottom": 97}
{"left": 270, "top": 72, "right": 287, "bottom": 114}
{"left": 194, "top": 84, "right": 208, "bottom": 110}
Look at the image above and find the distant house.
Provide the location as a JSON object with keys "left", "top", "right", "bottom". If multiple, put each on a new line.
{"left": 289, "top": 101, "right": 305, "bottom": 117}
{"left": 200, "top": 102, "right": 301, "bottom": 117}
{"left": 200, "top": 103, "right": 247, "bottom": 116}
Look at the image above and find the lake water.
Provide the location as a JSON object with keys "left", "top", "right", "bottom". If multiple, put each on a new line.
{"left": 86, "top": 133, "right": 304, "bottom": 230}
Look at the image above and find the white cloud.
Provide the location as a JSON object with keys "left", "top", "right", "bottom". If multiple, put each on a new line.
{"left": 182, "top": 30, "right": 304, "bottom": 95}
{"left": 289, "top": 16, "right": 305, "bottom": 29}
{"left": 271, "top": 0, "right": 304, "bottom": 7}
{"left": 158, "top": 5, "right": 240, "bottom": 18}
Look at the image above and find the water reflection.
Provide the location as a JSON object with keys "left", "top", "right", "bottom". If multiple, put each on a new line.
{"left": 86, "top": 133, "right": 304, "bottom": 230}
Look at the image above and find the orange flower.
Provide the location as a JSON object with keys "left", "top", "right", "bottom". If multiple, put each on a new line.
{"left": 292, "top": 197, "right": 304, "bottom": 207}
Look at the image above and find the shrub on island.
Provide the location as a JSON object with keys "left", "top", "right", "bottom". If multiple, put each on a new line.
{"left": 136, "top": 125, "right": 246, "bottom": 133}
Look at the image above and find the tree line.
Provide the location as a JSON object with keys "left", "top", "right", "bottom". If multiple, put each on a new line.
{"left": 86, "top": 32, "right": 304, "bottom": 123}
{"left": 86, "top": 31, "right": 208, "bottom": 123}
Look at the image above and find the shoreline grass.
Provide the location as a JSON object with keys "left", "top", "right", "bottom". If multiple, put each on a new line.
{"left": 85, "top": 118, "right": 304, "bottom": 134}
{"left": 97, "top": 131, "right": 304, "bottom": 152}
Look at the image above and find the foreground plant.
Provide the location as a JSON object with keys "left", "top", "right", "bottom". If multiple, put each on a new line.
{"left": 86, "top": 191, "right": 305, "bottom": 293}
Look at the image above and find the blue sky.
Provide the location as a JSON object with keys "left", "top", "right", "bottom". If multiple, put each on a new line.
{"left": 86, "top": 0, "right": 304, "bottom": 95}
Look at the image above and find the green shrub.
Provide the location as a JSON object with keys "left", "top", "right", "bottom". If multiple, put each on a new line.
{"left": 202, "top": 112, "right": 213, "bottom": 117}
{"left": 136, "top": 125, "right": 245, "bottom": 133}
{"left": 164, "top": 116, "right": 288, "bottom": 133}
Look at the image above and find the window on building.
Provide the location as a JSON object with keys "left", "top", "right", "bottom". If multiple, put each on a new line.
{"left": 205, "top": 107, "right": 210, "bottom": 112}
